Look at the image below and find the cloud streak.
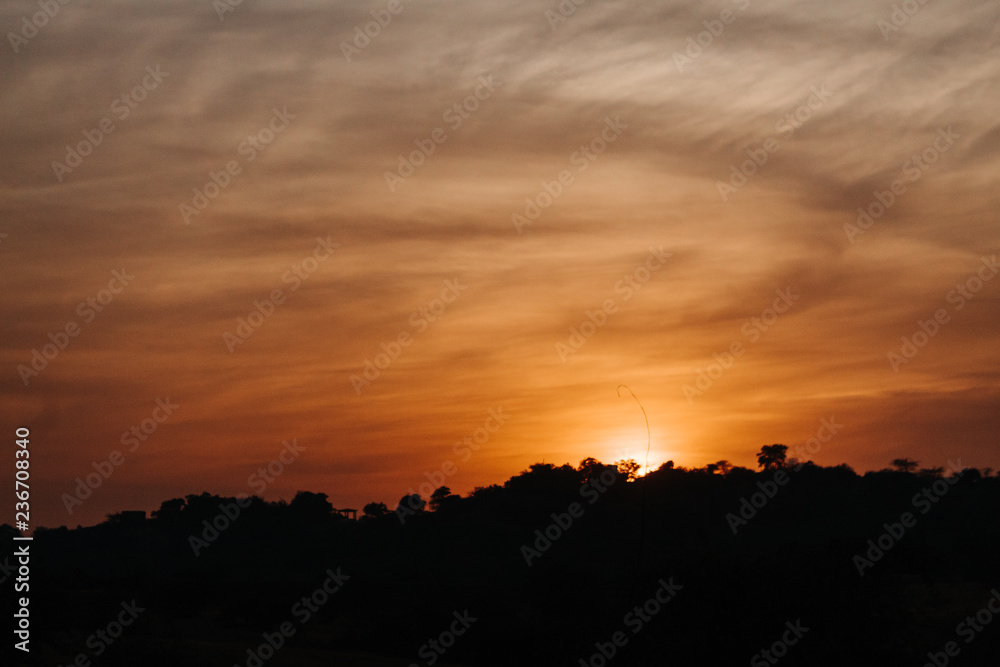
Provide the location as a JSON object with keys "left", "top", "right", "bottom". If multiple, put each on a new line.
{"left": 2, "top": 0, "right": 998, "bottom": 527}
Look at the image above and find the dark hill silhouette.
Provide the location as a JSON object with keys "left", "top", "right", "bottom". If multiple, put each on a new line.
{"left": 6, "top": 452, "right": 1000, "bottom": 667}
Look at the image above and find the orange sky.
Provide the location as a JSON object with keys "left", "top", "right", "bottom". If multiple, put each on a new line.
{"left": 2, "top": 0, "right": 998, "bottom": 528}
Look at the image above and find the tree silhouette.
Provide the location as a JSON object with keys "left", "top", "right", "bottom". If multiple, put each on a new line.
{"left": 12, "top": 451, "right": 1000, "bottom": 667}
{"left": 0, "top": 523, "right": 22, "bottom": 540}
{"left": 363, "top": 501, "right": 389, "bottom": 518}
{"left": 891, "top": 458, "right": 919, "bottom": 473}
{"left": 152, "top": 497, "right": 185, "bottom": 521}
{"left": 429, "top": 486, "right": 460, "bottom": 511}
{"left": 615, "top": 458, "right": 642, "bottom": 482}
{"left": 577, "top": 457, "right": 605, "bottom": 482}
{"left": 396, "top": 493, "right": 426, "bottom": 514}
{"left": 705, "top": 460, "right": 733, "bottom": 475}
{"left": 289, "top": 491, "right": 334, "bottom": 521}
{"left": 757, "top": 444, "right": 788, "bottom": 470}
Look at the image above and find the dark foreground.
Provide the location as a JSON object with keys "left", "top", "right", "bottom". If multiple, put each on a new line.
{"left": 5, "top": 459, "right": 1000, "bottom": 666}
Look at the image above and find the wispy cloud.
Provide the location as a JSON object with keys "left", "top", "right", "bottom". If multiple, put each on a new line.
{"left": 2, "top": 0, "right": 997, "bottom": 527}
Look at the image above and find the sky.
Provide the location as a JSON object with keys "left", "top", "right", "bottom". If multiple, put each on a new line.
{"left": 1, "top": 0, "right": 998, "bottom": 528}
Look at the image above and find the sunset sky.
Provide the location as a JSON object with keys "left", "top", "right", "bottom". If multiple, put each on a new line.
{"left": 2, "top": 0, "right": 998, "bottom": 528}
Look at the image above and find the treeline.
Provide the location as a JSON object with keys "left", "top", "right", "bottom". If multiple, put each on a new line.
{"left": 6, "top": 447, "right": 1000, "bottom": 666}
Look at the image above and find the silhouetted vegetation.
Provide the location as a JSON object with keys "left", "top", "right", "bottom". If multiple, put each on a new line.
{"left": 7, "top": 449, "right": 1000, "bottom": 667}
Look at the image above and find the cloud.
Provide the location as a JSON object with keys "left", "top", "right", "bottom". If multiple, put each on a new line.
{"left": 1, "top": 0, "right": 997, "bottom": 527}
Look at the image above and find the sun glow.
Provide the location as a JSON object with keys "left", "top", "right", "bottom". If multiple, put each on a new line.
{"left": 591, "top": 428, "right": 667, "bottom": 477}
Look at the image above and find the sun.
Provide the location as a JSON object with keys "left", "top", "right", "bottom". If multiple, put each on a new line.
{"left": 584, "top": 387, "right": 688, "bottom": 476}
{"left": 592, "top": 428, "right": 667, "bottom": 477}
